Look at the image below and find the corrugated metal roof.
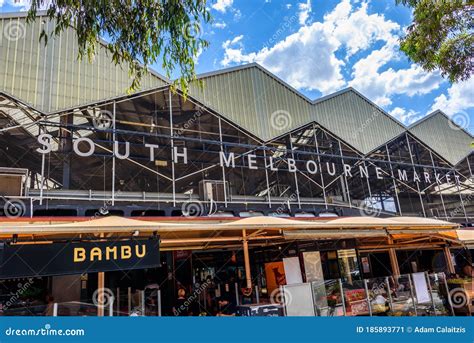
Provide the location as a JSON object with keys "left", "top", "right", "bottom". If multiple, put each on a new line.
{"left": 0, "top": 12, "right": 168, "bottom": 113}
{"left": 189, "top": 64, "right": 313, "bottom": 140}
{"left": 313, "top": 89, "right": 406, "bottom": 153}
{"left": 191, "top": 64, "right": 406, "bottom": 153}
{"left": 409, "top": 111, "right": 473, "bottom": 165}
{"left": 1, "top": 13, "right": 471, "bottom": 166}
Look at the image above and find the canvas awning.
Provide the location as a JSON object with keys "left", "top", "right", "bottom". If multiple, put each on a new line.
{"left": 0, "top": 215, "right": 458, "bottom": 234}
{"left": 0, "top": 215, "right": 460, "bottom": 249}
{"left": 448, "top": 229, "right": 474, "bottom": 248}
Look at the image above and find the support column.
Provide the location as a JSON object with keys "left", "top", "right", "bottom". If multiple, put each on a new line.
{"left": 443, "top": 246, "right": 455, "bottom": 275}
{"left": 111, "top": 102, "right": 116, "bottom": 206}
{"left": 242, "top": 229, "right": 252, "bottom": 289}
{"left": 388, "top": 237, "right": 400, "bottom": 277}
{"left": 97, "top": 272, "right": 105, "bottom": 316}
{"left": 97, "top": 232, "right": 106, "bottom": 317}
{"left": 59, "top": 113, "right": 72, "bottom": 189}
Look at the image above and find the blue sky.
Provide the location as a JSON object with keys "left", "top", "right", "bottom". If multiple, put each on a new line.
{"left": 1, "top": 0, "right": 473, "bottom": 134}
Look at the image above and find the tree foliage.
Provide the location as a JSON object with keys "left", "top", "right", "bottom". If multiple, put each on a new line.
{"left": 27, "top": 0, "right": 211, "bottom": 94}
{"left": 397, "top": 0, "right": 473, "bottom": 82}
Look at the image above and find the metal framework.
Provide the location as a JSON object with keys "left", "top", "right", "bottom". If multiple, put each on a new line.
{"left": 0, "top": 88, "right": 472, "bottom": 221}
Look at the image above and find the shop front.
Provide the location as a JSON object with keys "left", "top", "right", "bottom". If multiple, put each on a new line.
{"left": 0, "top": 224, "right": 161, "bottom": 316}
{"left": 0, "top": 215, "right": 469, "bottom": 317}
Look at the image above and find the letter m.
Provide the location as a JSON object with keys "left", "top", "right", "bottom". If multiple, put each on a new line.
{"left": 397, "top": 169, "right": 408, "bottom": 182}
{"left": 220, "top": 152, "right": 235, "bottom": 168}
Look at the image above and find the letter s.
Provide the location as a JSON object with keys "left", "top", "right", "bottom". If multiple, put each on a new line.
{"left": 36, "top": 133, "right": 53, "bottom": 154}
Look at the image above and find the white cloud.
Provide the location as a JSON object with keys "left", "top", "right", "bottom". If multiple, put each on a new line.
{"left": 325, "top": 0, "right": 399, "bottom": 57}
{"left": 212, "top": 21, "right": 227, "bottom": 29}
{"left": 221, "top": 0, "right": 399, "bottom": 95}
{"left": 286, "top": 4, "right": 292, "bottom": 9}
{"left": 221, "top": 24, "right": 345, "bottom": 94}
{"left": 390, "top": 107, "right": 423, "bottom": 125}
{"left": 212, "top": 0, "right": 233, "bottom": 13}
{"left": 349, "top": 40, "right": 442, "bottom": 106}
{"left": 220, "top": 0, "right": 443, "bottom": 102}
{"left": 298, "top": 0, "right": 312, "bottom": 26}
{"left": 431, "top": 79, "right": 474, "bottom": 116}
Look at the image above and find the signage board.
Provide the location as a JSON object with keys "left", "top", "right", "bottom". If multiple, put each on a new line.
{"left": 0, "top": 239, "right": 160, "bottom": 279}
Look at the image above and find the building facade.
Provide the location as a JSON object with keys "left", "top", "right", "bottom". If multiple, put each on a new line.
{"left": 0, "top": 12, "right": 473, "bottom": 317}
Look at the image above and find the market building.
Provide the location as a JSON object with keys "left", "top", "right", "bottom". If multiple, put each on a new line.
{"left": 0, "top": 12, "right": 473, "bottom": 317}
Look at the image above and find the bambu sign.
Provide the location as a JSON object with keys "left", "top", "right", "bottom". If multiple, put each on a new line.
{"left": 0, "top": 239, "right": 160, "bottom": 279}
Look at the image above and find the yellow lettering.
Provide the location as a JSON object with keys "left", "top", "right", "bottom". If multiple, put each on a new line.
{"left": 121, "top": 246, "right": 132, "bottom": 259}
{"left": 135, "top": 244, "right": 146, "bottom": 258}
{"left": 90, "top": 247, "right": 102, "bottom": 261}
{"left": 106, "top": 246, "right": 117, "bottom": 260}
{"left": 74, "top": 248, "right": 86, "bottom": 262}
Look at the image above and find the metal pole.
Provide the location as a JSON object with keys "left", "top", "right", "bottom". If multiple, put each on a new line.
{"left": 53, "top": 302, "right": 58, "bottom": 317}
{"left": 339, "top": 279, "right": 346, "bottom": 316}
{"left": 405, "top": 133, "right": 426, "bottom": 217}
{"left": 386, "top": 144, "right": 402, "bottom": 216}
{"left": 338, "top": 141, "right": 352, "bottom": 208}
{"left": 280, "top": 285, "right": 287, "bottom": 316}
{"left": 313, "top": 125, "right": 327, "bottom": 209}
{"left": 255, "top": 285, "right": 260, "bottom": 304}
{"left": 127, "top": 287, "right": 131, "bottom": 315}
{"left": 386, "top": 276, "right": 393, "bottom": 312}
{"left": 364, "top": 279, "right": 372, "bottom": 316}
{"left": 97, "top": 272, "right": 105, "bottom": 316}
{"left": 453, "top": 170, "right": 468, "bottom": 222}
{"left": 429, "top": 151, "right": 447, "bottom": 219}
{"left": 218, "top": 117, "right": 228, "bottom": 207}
{"left": 109, "top": 297, "right": 114, "bottom": 317}
{"left": 242, "top": 229, "right": 252, "bottom": 289}
{"left": 39, "top": 127, "right": 45, "bottom": 205}
{"left": 408, "top": 274, "right": 418, "bottom": 316}
{"left": 288, "top": 133, "right": 301, "bottom": 208}
{"left": 169, "top": 89, "right": 176, "bottom": 207}
{"left": 234, "top": 282, "right": 240, "bottom": 306}
{"left": 157, "top": 289, "right": 162, "bottom": 316}
{"left": 112, "top": 101, "right": 116, "bottom": 206}
{"left": 141, "top": 290, "right": 145, "bottom": 316}
{"left": 425, "top": 272, "right": 437, "bottom": 316}
{"left": 263, "top": 148, "right": 272, "bottom": 208}
{"left": 441, "top": 272, "right": 455, "bottom": 316}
